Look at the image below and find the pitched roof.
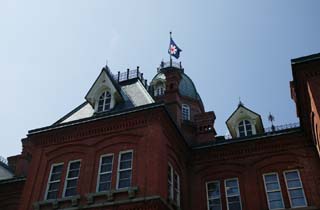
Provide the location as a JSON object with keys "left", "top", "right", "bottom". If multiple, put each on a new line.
{"left": 54, "top": 73, "right": 154, "bottom": 125}
{"left": 226, "top": 104, "right": 262, "bottom": 123}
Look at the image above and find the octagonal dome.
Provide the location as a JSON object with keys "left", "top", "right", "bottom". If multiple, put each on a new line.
{"left": 150, "top": 72, "right": 202, "bottom": 101}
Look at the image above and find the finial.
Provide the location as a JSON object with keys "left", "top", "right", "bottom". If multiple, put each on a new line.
{"left": 238, "top": 97, "right": 244, "bottom": 107}
{"left": 268, "top": 112, "right": 275, "bottom": 131}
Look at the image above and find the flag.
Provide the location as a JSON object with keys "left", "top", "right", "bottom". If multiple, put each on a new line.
{"left": 168, "top": 38, "right": 182, "bottom": 59}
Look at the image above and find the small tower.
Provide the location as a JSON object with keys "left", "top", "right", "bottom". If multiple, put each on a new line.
{"left": 150, "top": 61, "right": 216, "bottom": 143}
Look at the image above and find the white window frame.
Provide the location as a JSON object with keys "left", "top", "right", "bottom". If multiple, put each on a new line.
{"left": 44, "top": 162, "right": 64, "bottom": 200}
{"left": 283, "top": 170, "right": 307, "bottom": 208}
{"left": 97, "top": 90, "right": 112, "bottom": 112}
{"left": 174, "top": 171, "right": 180, "bottom": 207}
{"left": 263, "top": 172, "right": 285, "bottom": 210}
{"left": 116, "top": 150, "right": 133, "bottom": 190}
{"left": 63, "top": 159, "right": 81, "bottom": 197}
{"left": 224, "top": 178, "right": 242, "bottom": 210}
{"left": 96, "top": 154, "right": 114, "bottom": 192}
{"left": 182, "top": 104, "right": 190, "bottom": 121}
{"left": 154, "top": 84, "right": 165, "bottom": 96}
{"left": 168, "top": 163, "right": 174, "bottom": 200}
{"left": 206, "top": 180, "right": 222, "bottom": 210}
{"left": 237, "top": 119, "right": 253, "bottom": 137}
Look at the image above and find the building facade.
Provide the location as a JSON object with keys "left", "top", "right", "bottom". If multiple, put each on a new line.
{"left": 1, "top": 53, "right": 320, "bottom": 210}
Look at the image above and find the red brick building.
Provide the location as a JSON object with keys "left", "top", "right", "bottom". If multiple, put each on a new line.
{"left": 1, "top": 53, "right": 320, "bottom": 210}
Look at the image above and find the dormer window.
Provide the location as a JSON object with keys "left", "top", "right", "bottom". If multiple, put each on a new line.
{"left": 238, "top": 120, "right": 252, "bottom": 137}
{"left": 226, "top": 104, "right": 263, "bottom": 139}
{"left": 154, "top": 86, "right": 165, "bottom": 96}
{"left": 154, "top": 83, "right": 166, "bottom": 97}
{"left": 97, "top": 91, "right": 111, "bottom": 112}
{"left": 182, "top": 104, "right": 190, "bottom": 121}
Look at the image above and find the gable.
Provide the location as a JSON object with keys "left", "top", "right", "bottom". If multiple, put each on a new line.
{"left": 85, "top": 67, "right": 124, "bottom": 108}
{"left": 54, "top": 67, "right": 154, "bottom": 125}
{"left": 226, "top": 105, "right": 264, "bottom": 138}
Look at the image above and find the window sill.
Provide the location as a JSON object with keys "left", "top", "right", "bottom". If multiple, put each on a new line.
{"left": 168, "top": 198, "right": 181, "bottom": 210}
{"left": 33, "top": 195, "right": 80, "bottom": 210}
{"left": 285, "top": 207, "right": 318, "bottom": 210}
{"left": 86, "top": 186, "right": 139, "bottom": 204}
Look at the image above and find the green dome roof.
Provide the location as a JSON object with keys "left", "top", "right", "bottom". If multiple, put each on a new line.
{"left": 151, "top": 72, "right": 202, "bottom": 101}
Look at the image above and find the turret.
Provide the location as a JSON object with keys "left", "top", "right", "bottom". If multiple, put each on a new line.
{"left": 150, "top": 61, "right": 216, "bottom": 144}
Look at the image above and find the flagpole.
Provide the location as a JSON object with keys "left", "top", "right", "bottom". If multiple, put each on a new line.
{"left": 170, "top": 31, "right": 172, "bottom": 67}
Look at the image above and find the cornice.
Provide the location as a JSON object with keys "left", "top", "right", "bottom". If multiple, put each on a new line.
{"left": 30, "top": 116, "right": 148, "bottom": 147}
{"left": 192, "top": 132, "right": 312, "bottom": 162}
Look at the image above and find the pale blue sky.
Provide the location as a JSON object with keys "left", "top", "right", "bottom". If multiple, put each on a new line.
{"left": 0, "top": 0, "right": 319, "bottom": 158}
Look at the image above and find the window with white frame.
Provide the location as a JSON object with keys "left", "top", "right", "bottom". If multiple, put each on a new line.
{"left": 97, "top": 154, "right": 113, "bottom": 192}
{"left": 174, "top": 171, "right": 180, "bottom": 206}
{"left": 117, "top": 151, "right": 133, "bottom": 189}
{"left": 182, "top": 104, "right": 190, "bottom": 121}
{"left": 45, "top": 163, "right": 64, "bottom": 200}
{"left": 206, "top": 181, "right": 222, "bottom": 210}
{"left": 63, "top": 160, "right": 81, "bottom": 197}
{"left": 225, "top": 178, "right": 242, "bottom": 210}
{"left": 263, "top": 173, "right": 284, "bottom": 210}
{"left": 238, "top": 120, "right": 253, "bottom": 137}
{"left": 168, "top": 164, "right": 174, "bottom": 200}
{"left": 168, "top": 163, "right": 180, "bottom": 206}
{"left": 97, "top": 91, "right": 111, "bottom": 112}
{"left": 284, "top": 170, "right": 307, "bottom": 208}
{"left": 154, "top": 85, "right": 165, "bottom": 96}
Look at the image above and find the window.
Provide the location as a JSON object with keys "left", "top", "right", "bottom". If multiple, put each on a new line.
{"left": 45, "top": 163, "right": 63, "bottom": 200}
{"left": 97, "top": 91, "right": 111, "bottom": 112}
{"left": 63, "top": 160, "right": 81, "bottom": 197}
{"left": 168, "top": 163, "right": 180, "bottom": 206}
{"left": 168, "top": 164, "right": 174, "bottom": 200}
{"left": 225, "top": 178, "right": 242, "bottom": 210}
{"left": 117, "top": 151, "right": 133, "bottom": 189}
{"left": 263, "top": 173, "right": 284, "bottom": 209}
{"left": 284, "top": 170, "right": 307, "bottom": 208}
{"left": 206, "top": 178, "right": 242, "bottom": 210}
{"left": 97, "top": 154, "right": 113, "bottom": 192}
{"left": 154, "top": 85, "right": 165, "bottom": 96}
{"left": 206, "top": 181, "right": 222, "bottom": 210}
{"left": 238, "top": 120, "right": 252, "bottom": 137}
{"left": 174, "top": 172, "right": 180, "bottom": 206}
{"left": 182, "top": 104, "right": 190, "bottom": 120}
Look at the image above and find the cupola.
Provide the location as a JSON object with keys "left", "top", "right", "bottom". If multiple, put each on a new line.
{"left": 226, "top": 103, "right": 264, "bottom": 138}
{"left": 149, "top": 61, "right": 216, "bottom": 143}
{"left": 150, "top": 61, "right": 202, "bottom": 102}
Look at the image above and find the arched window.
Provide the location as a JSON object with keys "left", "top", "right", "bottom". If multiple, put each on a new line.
{"left": 238, "top": 120, "right": 252, "bottom": 137}
{"left": 155, "top": 86, "right": 165, "bottom": 96}
{"left": 97, "top": 91, "right": 111, "bottom": 112}
{"left": 154, "top": 83, "right": 165, "bottom": 96}
{"left": 182, "top": 104, "right": 190, "bottom": 121}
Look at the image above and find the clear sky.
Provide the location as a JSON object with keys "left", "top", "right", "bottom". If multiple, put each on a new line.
{"left": 0, "top": 0, "right": 319, "bottom": 159}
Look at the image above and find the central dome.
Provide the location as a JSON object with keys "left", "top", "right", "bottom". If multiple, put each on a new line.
{"left": 150, "top": 71, "right": 202, "bottom": 101}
